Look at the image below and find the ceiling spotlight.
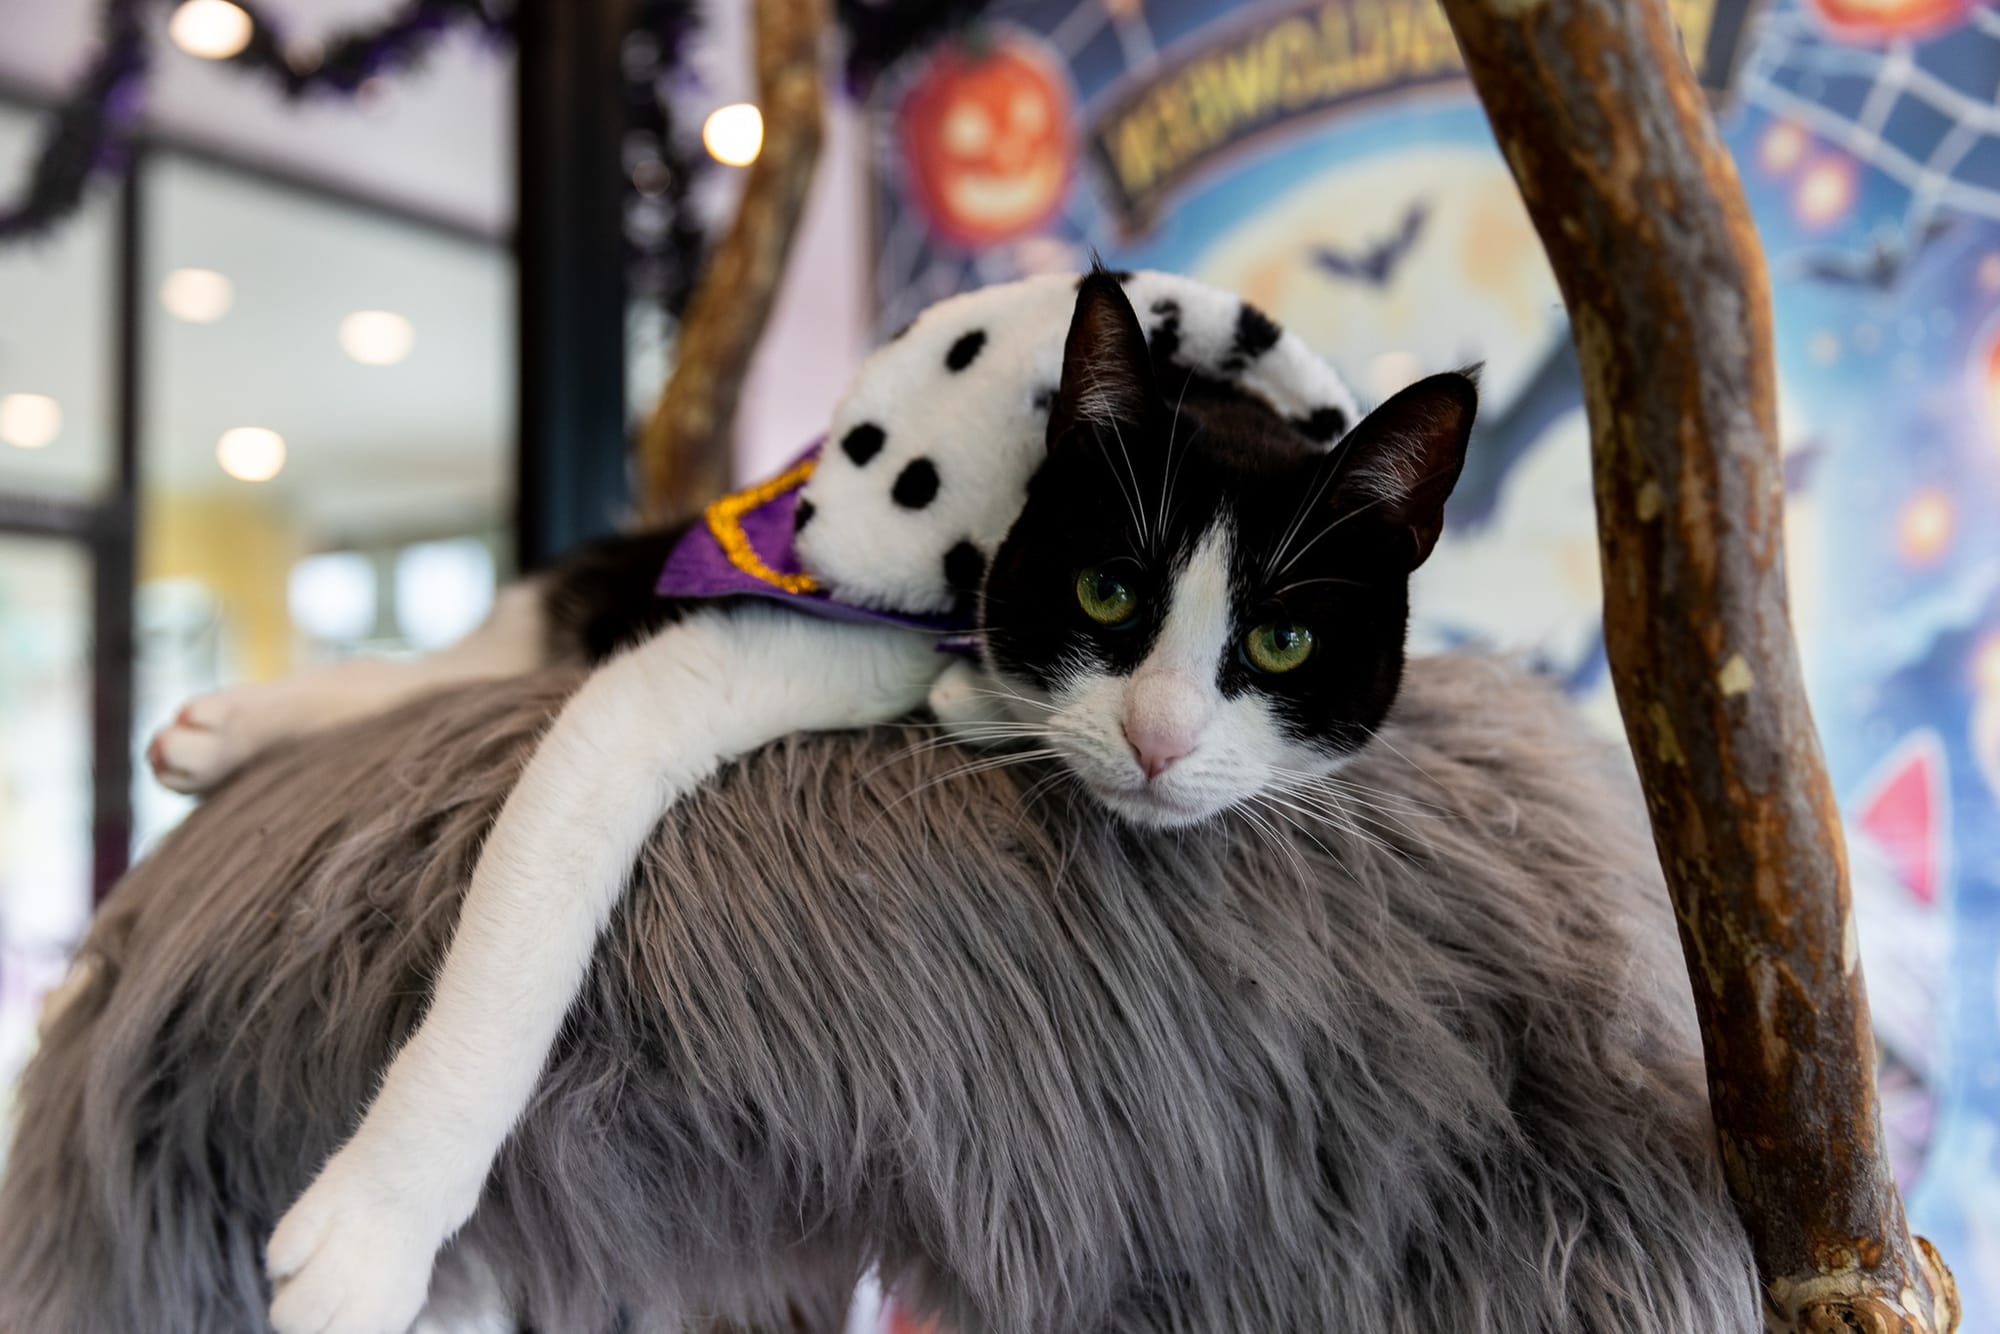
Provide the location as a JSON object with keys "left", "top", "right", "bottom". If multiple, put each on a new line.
{"left": 702, "top": 103, "right": 764, "bottom": 167}
{"left": 169, "top": 0, "right": 253, "bottom": 60}
{"left": 338, "top": 310, "right": 415, "bottom": 367}
{"left": 0, "top": 394, "right": 62, "bottom": 450}
{"left": 160, "top": 268, "right": 234, "bottom": 323}
{"left": 216, "top": 427, "right": 286, "bottom": 482}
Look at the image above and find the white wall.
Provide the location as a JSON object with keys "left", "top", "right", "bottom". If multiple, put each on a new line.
{"left": 733, "top": 93, "right": 873, "bottom": 480}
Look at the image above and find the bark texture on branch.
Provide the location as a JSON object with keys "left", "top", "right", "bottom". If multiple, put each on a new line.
{"left": 1431, "top": 1, "right": 1959, "bottom": 1330}
{"left": 639, "top": 0, "right": 826, "bottom": 523}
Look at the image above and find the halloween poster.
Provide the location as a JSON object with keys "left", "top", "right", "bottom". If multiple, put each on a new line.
{"left": 854, "top": 0, "right": 2000, "bottom": 1325}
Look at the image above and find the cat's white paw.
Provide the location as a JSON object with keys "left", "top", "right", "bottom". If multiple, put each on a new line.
{"left": 926, "top": 660, "right": 986, "bottom": 725}
{"left": 928, "top": 660, "right": 1024, "bottom": 748}
{"left": 267, "top": 1155, "right": 444, "bottom": 1334}
{"left": 146, "top": 686, "right": 279, "bottom": 793}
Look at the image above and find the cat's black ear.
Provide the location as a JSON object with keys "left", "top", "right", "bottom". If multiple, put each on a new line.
{"left": 1330, "top": 369, "right": 1479, "bottom": 570}
{"left": 1047, "top": 268, "right": 1159, "bottom": 451}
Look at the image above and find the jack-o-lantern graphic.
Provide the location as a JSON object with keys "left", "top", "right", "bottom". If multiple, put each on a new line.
{"left": 1807, "top": 0, "right": 1969, "bottom": 40}
{"left": 898, "top": 35, "right": 1076, "bottom": 249}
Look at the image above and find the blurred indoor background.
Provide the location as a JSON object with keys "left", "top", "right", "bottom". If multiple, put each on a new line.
{"left": 3, "top": 0, "right": 1999, "bottom": 1323}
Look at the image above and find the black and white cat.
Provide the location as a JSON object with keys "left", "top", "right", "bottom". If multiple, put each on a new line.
{"left": 151, "top": 271, "right": 1476, "bottom": 1334}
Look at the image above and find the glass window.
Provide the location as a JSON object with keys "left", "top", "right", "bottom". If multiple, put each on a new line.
{"left": 0, "top": 535, "right": 92, "bottom": 1114}
{"left": 0, "top": 106, "right": 116, "bottom": 502}
{"left": 133, "top": 154, "right": 515, "bottom": 849}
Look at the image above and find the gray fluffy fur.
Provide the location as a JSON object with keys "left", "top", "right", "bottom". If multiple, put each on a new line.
{"left": 0, "top": 654, "right": 1759, "bottom": 1332}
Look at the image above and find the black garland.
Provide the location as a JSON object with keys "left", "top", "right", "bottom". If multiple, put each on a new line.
{"left": 227, "top": 0, "right": 506, "bottom": 97}
{"left": 836, "top": 0, "right": 995, "bottom": 94}
{"left": 0, "top": 0, "right": 149, "bottom": 242}
{"left": 0, "top": 0, "right": 505, "bottom": 242}
{"left": 4, "top": 0, "right": 995, "bottom": 310}
{"left": 624, "top": 0, "right": 708, "bottom": 321}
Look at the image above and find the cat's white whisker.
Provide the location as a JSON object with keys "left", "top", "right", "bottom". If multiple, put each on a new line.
{"left": 957, "top": 685, "right": 1062, "bottom": 715}
{"left": 1250, "top": 793, "right": 1352, "bottom": 876}
{"left": 1264, "top": 451, "right": 1346, "bottom": 582}
{"left": 1082, "top": 393, "right": 1151, "bottom": 548}
{"left": 1285, "top": 789, "right": 1432, "bottom": 835}
{"left": 1160, "top": 371, "right": 1197, "bottom": 538}
{"left": 1016, "top": 766, "right": 1079, "bottom": 817}
{"left": 1237, "top": 801, "right": 1312, "bottom": 883}
{"left": 1271, "top": 765, "right": 1444, "bottom": 819}
{"left": 866, "top": 748, "right": 1066, "bottom": 828}
{"left": 1260, "top": 788, "right": 1400, "bottom": 857}
{"left": 1103, "top": 413, "right": 1153, "bottom": 552}
{"left": 1273, "top": 772, "right": 1431, "bottom": 831}
{"left": 876, "top": 725, "right": 1056, "bottom": 770}
{"left": 1269, "top": 576, "right": 1370, "bottom": 598}
{"left": 1350, "top": 728, "right": 1454, "bottom": 799}
{"left": 1272, "top": 457, "right": 1463, "bottom": 580}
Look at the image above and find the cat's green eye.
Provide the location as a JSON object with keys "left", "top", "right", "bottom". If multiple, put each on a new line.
{"left": 1245, "top": 622, "right": 1316, "bottom": 674}
{"left": 1075, "top": 566, "right": 1139, "bottom": 627}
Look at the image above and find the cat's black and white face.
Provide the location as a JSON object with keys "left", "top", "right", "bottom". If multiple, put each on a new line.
{"left": 981, "top": 272, "right": 1478, "bottom": 828}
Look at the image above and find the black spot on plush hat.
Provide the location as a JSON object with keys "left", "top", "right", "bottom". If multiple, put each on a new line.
{"left": 796, "top": 271, "right": 1359, "bottom": 618}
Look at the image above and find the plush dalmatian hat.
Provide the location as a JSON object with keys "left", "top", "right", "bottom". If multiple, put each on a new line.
{"left": 794, "top": 270, "right": 1361, "bottom": 616}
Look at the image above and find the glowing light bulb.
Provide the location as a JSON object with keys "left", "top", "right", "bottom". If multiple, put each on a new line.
{"left": 1795, "top": 157, "right": 1857, "bottom": 229}
{"left": 703, "top": 103, "right": 764, "bottom": 167}
{"left": 169, "top": 0, "right": 253, "bottom": 60}
{"left": 338, "top": 310, "right": 415, "bottom": 366}
{"left": 0, "top": 394, "right": 61, "bottom": 450}
{"left": 217, "top": 427, "right": 286, "bottom": 482}
{"left": 1895, "top": 488, "right": 1953, "bottom": 565}
{"left": 160, "top": 268, "right": 234, "bottom": 323}
{"left": 1973, "top": 631, "right": 2000, "bottom": 696}
{"left": 1758, "top": 121, "right": 1808, "bottom": 174}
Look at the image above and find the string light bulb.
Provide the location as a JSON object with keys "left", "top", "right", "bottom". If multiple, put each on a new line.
{"left": 703, "top": 104, "right": 764, "bottom": 167}
{"left": 169, "top": 0, "right": 254, "bottom": 60}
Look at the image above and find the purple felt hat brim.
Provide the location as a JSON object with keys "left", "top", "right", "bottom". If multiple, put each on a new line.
{"left": 656, "top": 440, "right": 975, "bottom": 652}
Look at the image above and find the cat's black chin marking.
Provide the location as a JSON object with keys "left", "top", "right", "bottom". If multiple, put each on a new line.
{"left": 983, "top": 268, "right": 1479, "bottom": 757}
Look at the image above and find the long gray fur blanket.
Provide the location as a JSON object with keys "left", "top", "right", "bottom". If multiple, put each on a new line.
{"left": 0, "top": 655, "right": 1759, "bottom": 1333}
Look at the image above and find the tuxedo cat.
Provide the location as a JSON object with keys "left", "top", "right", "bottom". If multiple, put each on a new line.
{"left": 155, "top": 272, "right": 1477, "bottom": 1334}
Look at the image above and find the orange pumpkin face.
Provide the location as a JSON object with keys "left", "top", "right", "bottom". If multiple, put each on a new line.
{"left": 899, "top": 37, "right": 1075, "bottom": 249}
{"left": 1807, "top": 0, "right": 1968, "bottom": 39}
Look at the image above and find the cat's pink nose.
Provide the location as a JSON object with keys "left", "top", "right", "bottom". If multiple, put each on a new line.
{"left": 1125, "top": 719, "right": 1197, "bottom": 780}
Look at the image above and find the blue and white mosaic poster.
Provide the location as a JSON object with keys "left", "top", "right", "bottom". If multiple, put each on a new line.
{"left": 860, "top": 0, "right": 2000, "bottom": 1323}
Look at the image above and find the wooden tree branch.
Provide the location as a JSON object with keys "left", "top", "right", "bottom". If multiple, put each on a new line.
{"left": 1432, "top": 1, "right": 1959, "bottom": 1330}
{"left": 639, "top": 0, "right": 826, "bottom": 523}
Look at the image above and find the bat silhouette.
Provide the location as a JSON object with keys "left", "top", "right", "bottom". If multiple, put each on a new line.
{"left": 1308, "top": 199, "right": 1431, "bottom": 289}
{"left": 1790, "top": 216, "right": 1957, "bottom": 292}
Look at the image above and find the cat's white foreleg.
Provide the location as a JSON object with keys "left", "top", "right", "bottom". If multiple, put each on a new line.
{"left": 265, "top": 607, "right": 939, "bottom": 1334}
{"left": 150, "top": 583, "right": 548, "bottom": 794}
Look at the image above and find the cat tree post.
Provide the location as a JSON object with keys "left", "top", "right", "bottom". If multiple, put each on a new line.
{"left": 1432, "top": 0, "right": 1958, "bottom": 1330}
{"left": 639, "top": 0, "right": 826, "bottom": 522}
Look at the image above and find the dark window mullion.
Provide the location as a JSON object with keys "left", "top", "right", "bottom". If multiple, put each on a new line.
{"left": 90, "top": 143, "right": 142, "bottom": 903}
